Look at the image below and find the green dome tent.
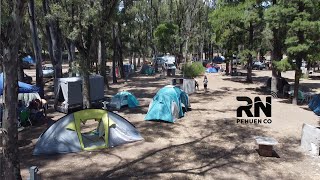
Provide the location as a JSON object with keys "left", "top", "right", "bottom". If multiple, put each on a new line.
{"left": 33, "top": 109, "right": 143, "bottom": 155}
{"left": 109, "top": 91, "right": 139, "bottom": 110}
{"left": 145, "top": 85, "right": 189, "bottom": 123}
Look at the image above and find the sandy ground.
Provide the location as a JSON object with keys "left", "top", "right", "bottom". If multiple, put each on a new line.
{"left": 17, "top": 67, "right": 320, "bottom": 179}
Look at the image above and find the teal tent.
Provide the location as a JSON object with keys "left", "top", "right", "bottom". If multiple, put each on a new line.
{"left": 145, "top": 85, "right": 189, "bottom": 123}
{"left": 110, "top": 91, "right": 139, "bottom": 110}
{"left": 140, "top": 64, "right": 155, "bottom": 75}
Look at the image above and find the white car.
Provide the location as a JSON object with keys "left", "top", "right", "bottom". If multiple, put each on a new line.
{"left": 43, "top": 65, "right": 54, "bottom": 78}
{"left": 164, "top": 62, "right": 176, "bottom": 70}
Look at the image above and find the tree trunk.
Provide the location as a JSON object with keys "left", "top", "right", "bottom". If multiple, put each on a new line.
{"left": 17, "top": 57, "right": 24, "bottom": 82}
{"left": 305, "top": 60, "right": 311, "bottom": 78}
{"left": 97, "top": 40, "right": 102, "bottom": 74}
{"left": 1, "top": 1, "right": 24, "bottom": 179}
{"left": 247, "top": 55, "right": 253, "bottom": 83}
{"left": 142, "top": 53, "right": 146, "bottom": 66}
{"left": 293, "top": 2, "right": 305, "bottom": 105}
{"left": 2, "top": 49, "right": 22, "bottom": 180}
{"left": 226, "top": 60, "right": 230, "bottom": 75}
{"left": 112, "top": 25, "right": 118, "bottom": 83}
{"left": 246, "top": 22, "right": 253, "bottom": 83}
{"left": 80, "top": 54, "right": 91, "bottom": 109}
{"left": 117, "top": 24, "right": 125, "bottom": 79}
{"left": 28, "top": 0, "right": 44, "bottom": 98}
{"left": 66, "top": 40, "right": 75, "bottom": 77}
{"left": 98, "top": 39, "right": 109, "bottom": 88}
{"left": 270, "top": 0, "right": 284, "bottom": 97}
{"left": 292, "top": 65, "right": 301, "bottom": 105}
{"left": 43, "top": 0, "right": 62, "bottom": 79}
{"left": 133, "top": 53, "right": 137, "bottom": 71}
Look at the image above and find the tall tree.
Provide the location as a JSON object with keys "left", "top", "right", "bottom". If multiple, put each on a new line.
{"left": 1, "top": 0, "right": 25, "bottom": 179}
{"left": 284, "top": 0, "right": 320, "bottom": 104}
{"left": 265, "top": 0, "right": 288, "bottom": 96}
{"left": 28, "top": 0, "right": 44, "bottom": 97}
{"left": 43, "top": 0, "right": 63, "bottom": 79}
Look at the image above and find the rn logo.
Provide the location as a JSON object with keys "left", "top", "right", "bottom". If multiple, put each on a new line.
{"left": 236, "top": 96, "right": 272, "bottom": 124}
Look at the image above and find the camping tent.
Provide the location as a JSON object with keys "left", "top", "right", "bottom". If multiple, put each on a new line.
{"left": 54, "top": 75, "right": 104, "bottom": 113}
{"left": 206, "top": 67, "right": 218, "bottom": 73}
{"left": 309, "top": 95, "right": 320, "bottom": 115}
{"left": 109, "top": 91, "right": 139, "bottom": 110}
{"left": 140, "top": 64, "right": 154, "bottom": 75}
{"left": 145, "top": 85, "right": 189, "bottom": 123}
{"left": 0, "top": 73, "right": 39, "bottom": 95}
{"left": 212, "top": 56, "right": 224, "bottom": 63}
{"left": 33, "top": 109, "right": 143, "bottom": 155}
{"left": 23, "top": 55, "right": 35, "bottom": 64}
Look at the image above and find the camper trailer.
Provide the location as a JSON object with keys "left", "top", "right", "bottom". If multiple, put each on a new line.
{"left": 54, "top": 75, "right": 105, "bottom": 113}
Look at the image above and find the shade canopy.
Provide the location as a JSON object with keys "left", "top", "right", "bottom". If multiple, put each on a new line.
{"left": 0, "top": 73, "right": 39, "bottom": 95}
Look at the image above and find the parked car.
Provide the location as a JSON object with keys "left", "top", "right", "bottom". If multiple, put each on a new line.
{"left": 22, "top": 61, "right": 32, "bottom": 69}
{"left": 43, "top": 65, "right": 54, "bottom": 78}
{"left": 164, "top": 62, "right": 176, "bottom": 70}
{"left": 154, "top": 56, "right": 165, "bottom": 65}
{"left": 252, "top": 61, "right": 266, "bottom": 70}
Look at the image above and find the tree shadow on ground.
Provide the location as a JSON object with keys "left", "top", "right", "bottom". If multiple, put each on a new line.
{"left": 222, "top": 76, "right": 270, "bottom": 85}
{"left": 84, "top": 118, "right": 306, "bottom": 180}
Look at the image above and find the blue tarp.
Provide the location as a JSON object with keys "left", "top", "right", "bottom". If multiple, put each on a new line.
{"left": 145, "top": 85, "right": 189, "bottom": 123}
{"left": 308, "top": 95, "right": 320, "bottom": 115}
{"left": 23, "top": 56, "right": 35, "bottom": 64}
{"left": 0, "top": 73, "right": 39, "bottom": 95}
{"left": 206, "top": 67, "right": 218, "bottom": 73}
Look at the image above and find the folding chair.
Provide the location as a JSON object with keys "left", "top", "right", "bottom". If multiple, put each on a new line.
{"left": 19, "top": 108, "right": 32, "bottom": 126}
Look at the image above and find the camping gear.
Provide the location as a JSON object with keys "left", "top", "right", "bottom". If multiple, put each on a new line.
{"left": 309, "top": 95, "right": 320, "bottom": 115}
{"left": 266, "top": 77, "right": 289, "bottom": 97}
{"left": 172, "top": 78, "right": 196, "bottom": 94}
{"left": 33, "top": 109, "right": 143, "bottom": 155}
{"left": 0, "top": 92, "right": 42, "bottom": 107}
{"left": 288, "top": 86, "right": 313, "bottom": 103}
{"left": 0, "top": 73, "right": 39, "bottom": 95}
{"left": 206, "top": 67, "right": 218, "bottom": 73}
{"left": 109, "top": 91, "right": 139, "bottom": 110}
{"left": 140, "top": 64, "right": 155, "bottom": 75}
{"left": 145, "top": 85, "right": 189, "bottom": 123}
{"left": 54, "top": 75, "right": 105, "bottom": 113}
{"left": 23, "top": 55, "right": 35, "bottom": 64}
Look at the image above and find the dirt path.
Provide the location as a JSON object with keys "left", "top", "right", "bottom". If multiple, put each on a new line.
{"left": 19, "top": 70, "right": 320, "bottom": 179}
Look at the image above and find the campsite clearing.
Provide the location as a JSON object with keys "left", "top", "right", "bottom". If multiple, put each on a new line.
{"left": 18, "top": 69, "right": 320, "bottom": 179}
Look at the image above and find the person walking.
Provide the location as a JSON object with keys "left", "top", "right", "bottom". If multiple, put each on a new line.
{"left": 203, "top": 75, "right": 208, "bottom": 92}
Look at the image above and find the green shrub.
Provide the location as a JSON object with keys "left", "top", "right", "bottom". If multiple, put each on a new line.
{"left": 181, "top": 62, "right": 205, "bottom": 78}
{"left": 273, "top": 58, "right": 293, "bottom": 72}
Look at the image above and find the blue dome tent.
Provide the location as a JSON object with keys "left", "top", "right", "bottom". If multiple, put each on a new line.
{"left": 145, "top": 85, "right": 189, "bottom": 123}
{"left": 109, "top": 91, "right": 139, "bottom": 110}
{"left": 206, "top": 67, "right": 218, "bottom": 73}
{"left": 0, "top": 73, "right": 39, "bottom": 95}
{"left": 23, "top": 55, "right": 35, "bottom": 64}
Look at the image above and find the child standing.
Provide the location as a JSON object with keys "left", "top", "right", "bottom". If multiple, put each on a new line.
{"left": 195, "top": 79, "right": 199, "bottom": 91}
{"left": 203, "top": 76, "right": 208, "bottom": 92}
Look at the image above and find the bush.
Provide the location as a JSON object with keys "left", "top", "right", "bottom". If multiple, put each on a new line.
{"left": 273, "top": 58, "right": 293, "bottom": 72}
{"left": 181, "top": 62, "right": 205, "bottom": 78}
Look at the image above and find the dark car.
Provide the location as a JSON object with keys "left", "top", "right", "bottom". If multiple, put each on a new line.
{"left": 22, "top": 61, "right": 32, "bottom": 69}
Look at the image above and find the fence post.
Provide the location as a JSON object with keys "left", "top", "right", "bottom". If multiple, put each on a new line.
{"left": 28, "top": 166, "right": 40, "bottom": 180}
